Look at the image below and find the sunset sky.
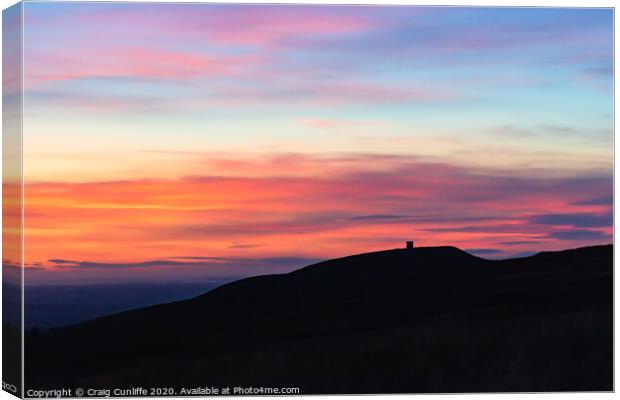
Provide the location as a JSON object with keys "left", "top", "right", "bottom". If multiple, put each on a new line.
{"left": 12, "top": 4, "right": 613, "bottom": 284}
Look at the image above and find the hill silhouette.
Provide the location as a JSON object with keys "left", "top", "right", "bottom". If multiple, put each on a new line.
{"left": 25, "top": 245, "right": 612, "bottom": 393}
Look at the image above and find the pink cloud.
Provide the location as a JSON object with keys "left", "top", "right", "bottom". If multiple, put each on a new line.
{"left": 23, "top": 5, "right": 379, "bottom": 88}
{"left": 204, "top": 8, "right": 377, "bottom": 46}
{"left": 25, "top": 47, "right": 259, "bottom": 86}
{"left": 310, "top": 82, "right": 457, "bottom": 103}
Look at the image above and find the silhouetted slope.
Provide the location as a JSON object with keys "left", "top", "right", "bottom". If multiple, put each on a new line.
{"left": 26, "top": 245, "right": 612, "bottom": 393}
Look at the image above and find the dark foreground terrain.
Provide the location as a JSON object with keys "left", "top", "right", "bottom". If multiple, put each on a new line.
{"left": 25, "top": 245, "right": 612, "bottom": 394}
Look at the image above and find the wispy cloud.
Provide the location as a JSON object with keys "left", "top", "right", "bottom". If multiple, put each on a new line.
{"left": 528, "top": 212, "right": 612, "bottom": 228}
{"left": 44, "top": 256, "right": 318, "bottom": 270}
{"left": 546, "top": 230, "right": 609, "bottom": 241}
{"left": 571, "top": 195, "right": 613, "bottom": 206}
{"left": 491, "top": 124, "right": 606, "bottom": 139}
{"left": 349, "top": 214, "right": 413, "bottom": 221}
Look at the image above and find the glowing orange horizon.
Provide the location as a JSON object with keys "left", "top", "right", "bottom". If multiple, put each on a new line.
{"left": 16, "top": 154, "right": 612, "bottom": 284}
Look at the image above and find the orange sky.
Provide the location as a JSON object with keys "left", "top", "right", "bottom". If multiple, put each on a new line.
{"left": 17, "top": 153, "right": 612, "bottom": 284}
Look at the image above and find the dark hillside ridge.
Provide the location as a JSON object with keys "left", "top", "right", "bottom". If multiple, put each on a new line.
{"left": 26, "top": 245, "right": 613, "bottom": 393}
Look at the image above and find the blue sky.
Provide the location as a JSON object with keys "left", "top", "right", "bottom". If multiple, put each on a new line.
{"left": 7, "top": 3, "right": 614, "bottom": 283}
